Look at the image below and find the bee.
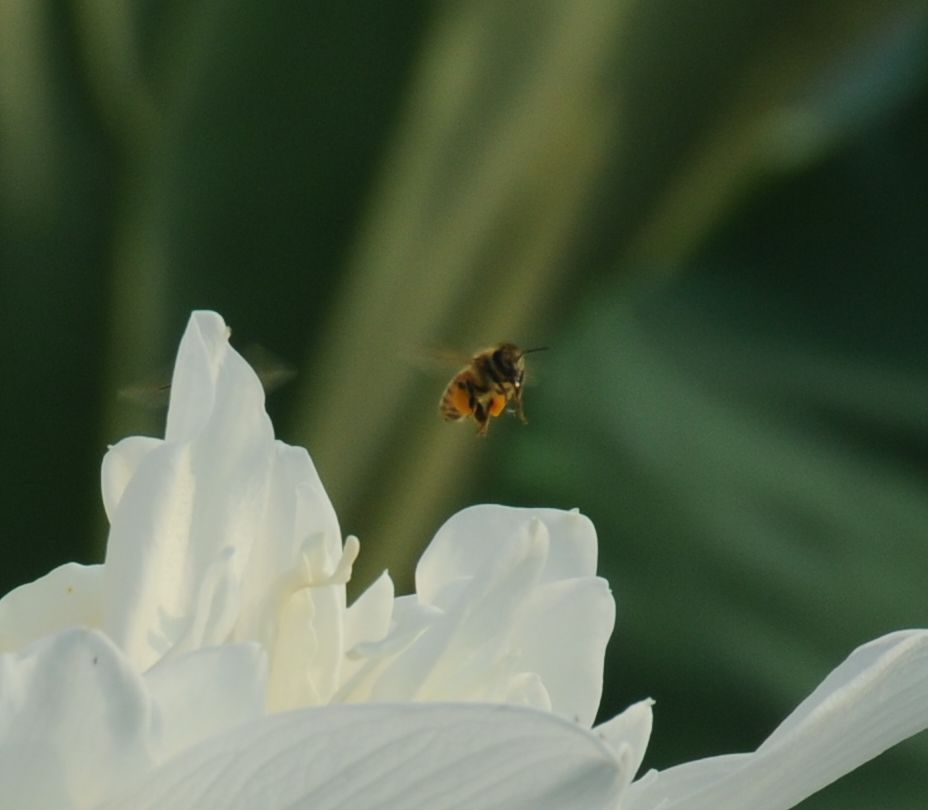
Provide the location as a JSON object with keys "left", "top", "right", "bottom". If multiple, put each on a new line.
{"left": 439, "top": 343, "right": 547, "bottom": 436}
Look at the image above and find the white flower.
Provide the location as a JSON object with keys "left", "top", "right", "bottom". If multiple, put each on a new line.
{"left": 1, "top": 310, "right": 927, "bottom": 809}
{"left": 1, "top": 313, "right": 613, "bottom": 719}
{"left": 0, "top": 311, "right": 626, "bottom": 808}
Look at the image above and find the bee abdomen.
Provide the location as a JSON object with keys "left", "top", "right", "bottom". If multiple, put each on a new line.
{"left": 440, "top": 378, "right": 473, "bottom": 421}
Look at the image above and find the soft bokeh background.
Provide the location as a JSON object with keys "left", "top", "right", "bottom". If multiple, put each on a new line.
{"left": 3, "top": 2, "right": 928, "bottom": 806}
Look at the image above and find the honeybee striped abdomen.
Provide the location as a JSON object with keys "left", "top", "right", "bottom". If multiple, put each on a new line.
{"left": 440, "top": 375, "right": 478, "bottom": 421}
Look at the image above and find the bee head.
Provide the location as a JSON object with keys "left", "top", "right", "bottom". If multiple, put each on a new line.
{"left": 492, "top": 344, "right": 522, "bottom": 377}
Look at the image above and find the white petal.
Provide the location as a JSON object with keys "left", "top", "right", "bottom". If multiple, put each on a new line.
{"left": 101, "top": 436, "right": 163, "bottom": 521}
{"left": 333, "top": 572, "right": 396, "bottom": 697}
{"left": 417, "top": 505, "right": 598, "bottom": 606}
{"left": 102, "top": 703, "right": 628, "bottom": 810}
{"left": 104, "top": 386, "right": 345, "bottom": 676}
{"left": 344, "top": 571, "right": 395, "bottom": 655}
{"left": 625, "top": 755, "right": 747, "bottom": 810}
{"left": 143, "top": 643, "right": 267, "bottom": 761}
{"left": 301, "top": 583, "right": 346, "bottom": 703}
{"left": 0, "top": 628, "right": 155, "bottom": 809}
{"left": 157, "top": 547, "right": 244, "bottom": 662}
{"left": 266, "top": 588, "right": 321, "bottom": 710}
{"left": 0, "top": 562, "right": 103, "bottom": 652}
{"left": 236, "top": 442, "right": 344, "bottom": 634}
{"left": 371, "top": 520, "right": 549, "bottom": 703}
{"left": 515, "top": 576, "right": 615, "bottom": 725}
{"left": 594, "top": 698, "right": 654, "bottom": 789}
{"left": 624, "top": 630, "right": 928, "bottom": 810}
{"left": 505, "top": 671, "right": 553, "bottom": 711}
{"left": 101, "top": 436, "right": 261, "bottom": 669}
{"left": 332, "top": 594, "right": 438, "bottom": 704}
{"left": 287, "top": 446, "right": 344, "bottom": 575}
{"left": 759, "top": 629, "right": 924, "bottom": 751}
{"left": 103, "top": 333, "right": 276, "bottom": 666}
{"left": 164, "top": 311, "right": 256, "bottom": 444}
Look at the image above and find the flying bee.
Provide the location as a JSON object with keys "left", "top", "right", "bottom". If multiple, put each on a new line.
{"left": 439, "top": 343, "right": 547, "bottom": 436}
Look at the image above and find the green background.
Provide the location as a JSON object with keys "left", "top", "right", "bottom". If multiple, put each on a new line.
{"left": 3, "top": 2, "right": 928, "bottom": 806}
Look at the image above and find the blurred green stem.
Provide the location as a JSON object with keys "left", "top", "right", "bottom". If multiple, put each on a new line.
{"left": 293, "top": 1, "right": 629, "bottom": 591}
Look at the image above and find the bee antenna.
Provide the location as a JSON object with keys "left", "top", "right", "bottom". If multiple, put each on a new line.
{"left": 522, "top": 346, "right": 549, "bottom": 354}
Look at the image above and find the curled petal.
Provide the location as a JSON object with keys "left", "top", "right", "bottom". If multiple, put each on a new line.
{"left": 417, "top": 506, "right": 598, "bottom": 606}
{"left": 384, "top": 508, "right": 614, "bottom": 723}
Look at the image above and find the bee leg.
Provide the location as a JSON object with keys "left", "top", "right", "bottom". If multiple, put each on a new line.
{"left": 474, "top": 401, "right": 491, "bottom": 437}
{"left": 514, "top": 389, "right": 528, "bottom": 424}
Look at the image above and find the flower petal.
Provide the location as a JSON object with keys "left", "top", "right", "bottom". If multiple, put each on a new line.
{"left": 417, "top": 506, "right": 598, "bottom": 606}
{"left": 102, "top": 703, "right": 629, "bottom": 810}
{"left": 101, "top": 434, "right": 260, "bottom": 669}
{"left": 0, "top": 562, "right": 103, "bottom": 652}
{"left": 393, "top": 510, "right": 614, "bottom": 723}
{"left": 143, "top": 643, "right": 267, "bottom": 761}
{"left": 624, "top": 630, "right": 928, "bottom": 810}
{"left": 371, "top": 517, "right": 549, "bottom": 704}
{"left": 624, "top": 754, "right": 747, "bottom": 809}
{"left": 344, "top": 571, "right": 395, "bottom": 656}
{"left": 594, "top": 698, "right": 654, "bottom": 789}
{"left": 164, "top": 311, "right": 253, "bottom": 444}
{"left": 515, "top": 576, "right": 615, "bottom": 725}
{"left": 0, "top": 628, "right": 155, "bottom": 809}
{"left": 103, "top": 313, "right": 346, "bottom": 674}
{"left": 235, "top": 442, "right": 344, "bottom": 635}
{"left": 101, "top": 436, "right": 163, "bottom": 521}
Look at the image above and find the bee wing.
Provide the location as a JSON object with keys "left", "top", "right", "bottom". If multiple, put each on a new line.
{"left": 400, "top": 346, "right": 473, "bottom": 377}
{"left": 241, "top": 343, "right": 297, "bottom": 394}
{"left": 117, "top": 374, "right": 173, "bottom": 408}
{"left": 119, "top": 343, "right": 295, "bottom": 408}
